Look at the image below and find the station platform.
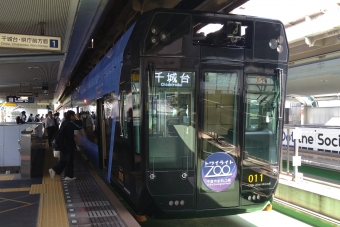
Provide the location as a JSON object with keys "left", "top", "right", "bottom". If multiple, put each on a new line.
{"left": 1, "top": 141, "right": 340, "bottom": 227}
{"left": 275, "top": 173, "right": 340, "bottom": 227}
{"left": 0, "top": 145, "right": 140, "bottom": 227}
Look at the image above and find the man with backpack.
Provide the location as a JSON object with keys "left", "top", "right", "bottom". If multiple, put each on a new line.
{"left": 49, "top": 110, "right": 82, "bottom": 180}
{"left": 27, "top": 114, "right": 34, "bottom": 122}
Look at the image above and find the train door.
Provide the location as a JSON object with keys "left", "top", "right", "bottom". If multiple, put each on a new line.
{"left": 241, "top": 67, "right": 285, "bottom": 202}
{"left": 100, "top": 93, "right": 116, "bottom": 176}
{"left": 118, "top": 83, "right": 135, "bottom": 196}
{"left": 147, "top": 69, "right": 196, "bottom": 198}
{"left": 196, "top": 65, "right": 242, "bottom": 209}
{"left": 96, "top": 98, "right": 105, "bottom": 171}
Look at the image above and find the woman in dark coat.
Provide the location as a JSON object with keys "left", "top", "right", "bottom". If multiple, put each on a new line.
{"left": 49, "top": 110, "right": 83, "bottom": 180}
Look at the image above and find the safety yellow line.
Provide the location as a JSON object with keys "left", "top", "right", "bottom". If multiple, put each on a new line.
{"left": 0, "top": 204, "right": 33, "bottom": 214}
{"left": 0, "top": 197, "right": 32, "bottom": 205}
{"left": 0, "top": 175, "right": 15, "bottom": 181}
{"left": 0, "top": 187, "right": 31, "bottom": 192}
{"left": 37, "top": 146, "right": 69, "bottom": 227}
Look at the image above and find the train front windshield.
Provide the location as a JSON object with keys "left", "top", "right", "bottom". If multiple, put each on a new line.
{"left": 148, "top": 71, "right": 196, "bottom": 170}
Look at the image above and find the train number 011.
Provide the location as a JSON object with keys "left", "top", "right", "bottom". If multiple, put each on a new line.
{"left": 247, "top": 173, "right": 263, "bottom": 183}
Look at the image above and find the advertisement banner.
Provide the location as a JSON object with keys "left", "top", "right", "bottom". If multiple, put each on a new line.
{"left": 282, "top": 127, "right": 340, "bottom": 152}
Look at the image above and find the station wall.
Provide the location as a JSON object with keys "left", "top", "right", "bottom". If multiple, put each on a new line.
{"left": 307, "top": 107, "right": 340, "bottom": 125}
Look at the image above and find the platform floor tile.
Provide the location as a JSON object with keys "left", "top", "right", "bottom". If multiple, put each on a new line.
{"left": 36, "top": 148, "right": 69, "bottom": 227}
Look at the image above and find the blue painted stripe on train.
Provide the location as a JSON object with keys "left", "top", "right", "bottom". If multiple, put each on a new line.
{"left": 79, "top": 136, "right": 99, "bottom": 168}
{"left": 72, "top": 23, "right": 135, "bottom": 179}
{"left": 72, "top": 23, "right": 135, "bottom": 103}
{"left": 107, "top": 103, "right": 117, "bottom": 182}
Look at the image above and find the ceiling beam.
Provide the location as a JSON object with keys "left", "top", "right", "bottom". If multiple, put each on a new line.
{"left": 0, "top": 54, "right": 65, "bottom": 64}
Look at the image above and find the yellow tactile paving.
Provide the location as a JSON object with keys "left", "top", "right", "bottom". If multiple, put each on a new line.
{"left": 30, "top": 181, "right": 63, "bottom": 194}
{"left": 35, "top": 146, "right": 69, "bottom": 227}
{"left": 1, "top": 188, "right": 19, "bottom": 192}
{"left": 0, "top": 187, "right": 30, "bottom": 192}
{"left": 0, "top": 175, "right": 15, "bottom": 180}
{"left": 0, "top": 143, "right": 69, "bottom": 226}
{"left": 18, "top": 187, "right": 31, "bottom": 192}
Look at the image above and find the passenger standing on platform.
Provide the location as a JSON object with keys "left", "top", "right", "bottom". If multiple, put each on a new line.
{"left": 74, "top": 113, "right": 85, "bottom": 150}
{"left": 16, "top": 111, "right": 26, "bottom": 124}
{"left": 61, "top": 112, "right": 67, "bottom": 123}
{"left": 27, "top": 113, "right": 34, "bottom": 122}
{"left": 45, "top": 111, "right": 56, "bottom": 147}
{"left": 54, "top": 112, "right": 61, "bottom": 130}
{"left": 35, "top": 114, "right": 40, "bottom": 122}
{"left": 49, "top": 110, "right": 82, "bottom": 180}
{"left": 91, "top": 111, "right": 96, "bottom": 121}
{"left": 85, "top": 111, "right": 94, "bottom": 134}
{"left": 20, "top": 111, "right": 27, "bottom": 123}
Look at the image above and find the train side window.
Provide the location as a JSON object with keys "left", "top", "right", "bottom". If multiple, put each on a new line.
{"left": 132, "top": 70, "right": 140, "bottom": 154}
{"left": 120, "top": 91, "right": 128, "bottom": 138}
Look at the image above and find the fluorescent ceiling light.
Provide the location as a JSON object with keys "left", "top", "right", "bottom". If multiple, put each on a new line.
{"left": 314, "top": 93, "right": 339, "bottom": 97}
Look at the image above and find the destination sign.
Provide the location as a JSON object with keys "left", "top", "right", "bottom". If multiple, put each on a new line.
{"left": 7, "top": 96, "right": 34, "bottom": 103}
{"left": 0, "top": 33, "right": 61, "bottom": 51}
{"left": 154, "top": 71, "right": 194, "bottom": 87}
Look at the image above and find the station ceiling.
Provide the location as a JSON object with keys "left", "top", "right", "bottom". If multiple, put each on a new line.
{"left": 230, "top": 0, "right": 340, "bottom": 101}
{"left": 0, "top": 0, "right": 339, "bottom": 108}
{"left": 0, "top": 0, "right": 246, "bottom": 107}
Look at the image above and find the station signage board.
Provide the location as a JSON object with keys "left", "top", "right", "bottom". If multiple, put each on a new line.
{"left": 282, "top": 127, "right": 340, "bottom": 152}
{"left": 6, "top": 96, "right": 34, "bottom": 103}
{"left": 154, "top": 71, "right": 193, "bottom": 87}
{"left": 0, "top": 33, "right": 61, "bottom": 52}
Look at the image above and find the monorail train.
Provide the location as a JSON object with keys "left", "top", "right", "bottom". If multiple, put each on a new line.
{"left": 70, "top": 9, "right": 288, "bottom": 218}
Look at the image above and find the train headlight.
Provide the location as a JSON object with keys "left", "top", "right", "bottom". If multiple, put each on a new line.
{"left": 151, "top": 26, "right": 159, "bottom": 34}
{"left": 272, "top": 168, "right": 278, "bottom": 175}
{"left": 269, "top": 39, "right": 278, "bottom": 49}
{"left": 151, "top": 36, "right": 159, "bottom": 44}
{"left": 269, "top": 36, "right": 285, "bottom": 53}
{"left": 149, "top": 173, "right": 156, "bottom": 180}
{"left": 278, "top": 36, "right": 284, "bottom": 44}
{"left": 159, "top": 31, "right": 170, "bottom": 42}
